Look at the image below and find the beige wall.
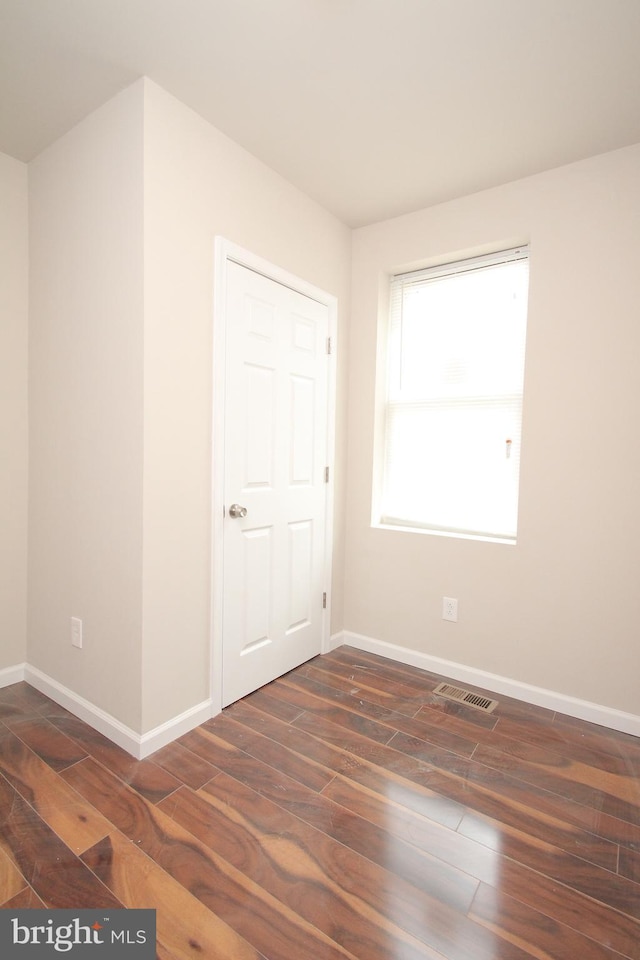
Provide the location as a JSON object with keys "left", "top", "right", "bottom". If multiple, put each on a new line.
{"left": 21, "top": 72, "right": 640, "bottom": 734}
{"left": 28, "top": 83, "right": 145, "bottom": 728}
{"left": 141, "top": 80, "right": 351, "bottom": 732}
{"left": 347, "top": 144, "right": 640, "bottom": 716}
{"left": 0, "top": 152, "right": 28, "bottom": 670}
{"left": 26, "top": 78, "right": 350, "bottom": 735}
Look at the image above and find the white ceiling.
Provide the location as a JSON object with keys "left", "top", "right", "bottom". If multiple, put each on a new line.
{"left": 1, "top": 0, "right": 640, "bottom": 226}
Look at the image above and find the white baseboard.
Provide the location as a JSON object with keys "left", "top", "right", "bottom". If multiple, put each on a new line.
{"left": 23, "top": 665, "right": 213, "bottom": 759}
{"left": 334, "top": 631, "right": 640, "bottom": 738}
{"left": 8, "top": 632, "right": 638, "bottom": 757}
{"left": 137, "top": 700, "right": 213, "bottom": 759}
{"left": 0, "top": 662, "right": 27, "bottom": 688}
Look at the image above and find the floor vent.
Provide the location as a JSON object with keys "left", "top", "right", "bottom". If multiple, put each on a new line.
{"left": 433, "top": 682, "right": 498, "bottom": 713}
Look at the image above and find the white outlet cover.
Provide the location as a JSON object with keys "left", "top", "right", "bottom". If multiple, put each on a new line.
{"left": 442, "top": 597, "right": 458, "bottom": 622}
{"left": 71, "top": 616, "right": 83, "bottom": 648}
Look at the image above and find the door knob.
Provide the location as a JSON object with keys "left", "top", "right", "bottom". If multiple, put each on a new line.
{"left": 228, "top": 503, "right": 248, "bottom": 519}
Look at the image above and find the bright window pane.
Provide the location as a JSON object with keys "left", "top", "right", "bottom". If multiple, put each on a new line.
{"left": 381, "top": 249, "right": 529, "bottom": 541}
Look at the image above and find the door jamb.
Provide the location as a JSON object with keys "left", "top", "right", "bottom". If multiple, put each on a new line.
{"left": 210, "top": 238, "right": 338, "bottom": 717}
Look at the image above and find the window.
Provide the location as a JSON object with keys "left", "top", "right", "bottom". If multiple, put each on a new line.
{"left": 380, "top": 247, "right": 529, "bottom": 542}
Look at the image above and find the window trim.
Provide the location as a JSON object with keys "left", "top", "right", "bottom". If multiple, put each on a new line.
{"left": 374, "top": 245, "right": 530, "bottom": 544}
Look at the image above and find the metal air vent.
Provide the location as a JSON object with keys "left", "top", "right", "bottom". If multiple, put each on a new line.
{"left": 433, "top": 682, "right": 498, "bottom": 713}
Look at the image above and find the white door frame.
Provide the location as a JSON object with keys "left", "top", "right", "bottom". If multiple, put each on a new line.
{"left": 210, "top": 238, "right": 337, "bottom": 717}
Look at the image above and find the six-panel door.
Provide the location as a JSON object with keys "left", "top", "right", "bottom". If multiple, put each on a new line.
{"left": 222, "top": 261, "right": 330, "bottom": 706}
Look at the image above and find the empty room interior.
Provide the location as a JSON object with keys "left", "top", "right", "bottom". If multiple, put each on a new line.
{"left": 1, "top": 2, "right": 639, "bottom": 958}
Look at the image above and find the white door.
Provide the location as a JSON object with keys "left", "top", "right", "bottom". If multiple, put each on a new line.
{"left": 221, "top": 260, "right": 331, "bottom": 706}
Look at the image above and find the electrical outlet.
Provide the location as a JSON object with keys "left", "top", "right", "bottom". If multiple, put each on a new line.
{"left": 442, "top": 597, "right": 458, "bottom": 622}
{"left": 71, "top": 617, "right": 83, "bottom": 648}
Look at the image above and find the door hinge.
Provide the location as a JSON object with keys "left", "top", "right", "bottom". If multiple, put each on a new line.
{"left": 322, "top": 592, "right": 327, "bottom": 609}
{"left": 324, "top": 466, "right": 330, "bottom": 483}
{"left": 326, "top": 336, "right": 332, "bottom": 355}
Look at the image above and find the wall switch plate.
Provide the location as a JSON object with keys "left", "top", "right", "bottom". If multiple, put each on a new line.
{"left": 442, "top": 597, "right": 458, "bottom": 622}
{"left": 71, "top": 617, "right": 83, "bottom": 648}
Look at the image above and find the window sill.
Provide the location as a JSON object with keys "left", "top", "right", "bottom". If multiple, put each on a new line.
{"left": 372, "top": 520, "right": 517, "bottom": 546}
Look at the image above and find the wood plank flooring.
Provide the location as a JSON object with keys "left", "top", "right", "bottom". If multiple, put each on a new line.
{"left": 1, "top": 645, "right": 639, "bottom": 959}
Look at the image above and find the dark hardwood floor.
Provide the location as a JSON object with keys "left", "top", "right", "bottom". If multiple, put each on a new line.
{"left": 1, "top": 645, "right": 639, "bottom": 958}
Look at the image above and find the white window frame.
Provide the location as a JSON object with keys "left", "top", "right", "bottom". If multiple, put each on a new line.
{"left": 375, "top": 246, "right": 529, "bottom": 544}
